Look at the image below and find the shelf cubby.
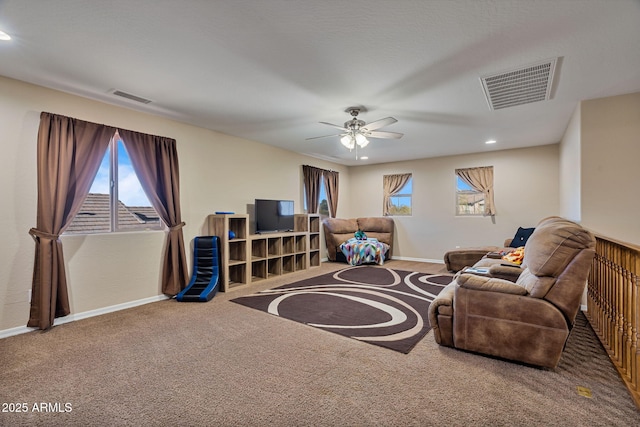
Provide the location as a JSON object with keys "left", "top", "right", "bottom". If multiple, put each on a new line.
{"left": 228, "top": 240, "right": 246, "bottom": 263}
{"left": 295, "top": 235, "right": 306, "bottom": 253}
{"left": 309, "top": 215, "right": 320, "bottom": 233}
{"left": 268, "top": 257, "right": 282, "bottom": 276}
{"left": 229, "top": 217, "right": 247, "bottom": 239}
{"left": 268, "top": 237, "right": 281, "bottom": 256}
{"left": 282, "top": 254, "right": 295, "bottom": 274}
{"left": 310, "top": 250, "right": 320, "bottom": 267}
{"left": 252, "top": 238, "right": 267, "bottom": 259}
{"left": 228, "top": 264, "right": 247, "bottom": 288}
{"left": 294, "top": 214, "right": 308, "bottom": 232}
{"left": 282, "top": 236, "right": 294, "bottom": 255}
{"left": 251, "top": 259, "right": 267, "bottom": 282}
{"left": 310, "top": 234, "right": 320, "bottom": 251}
{"left": 295, "top": 253, "right": 307, "bottom": 271}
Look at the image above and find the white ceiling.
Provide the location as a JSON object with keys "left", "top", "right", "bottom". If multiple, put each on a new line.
{"left": 1, "top": 0, "right": 639, "bottom": 165}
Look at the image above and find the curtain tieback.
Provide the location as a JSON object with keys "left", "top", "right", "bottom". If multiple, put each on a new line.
{"left": 29, "top": 228, "right": 59, "bottom": 241}
{"left": 168, "top": 222, "right": 186, "bottom": 232}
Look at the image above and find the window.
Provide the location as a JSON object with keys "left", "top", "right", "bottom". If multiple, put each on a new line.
{"left": 386, "top": 174, "right": 412, "bottom": 216}
{"left": 304, "top": 179, "right": 329, "bottom": 217}
{"left": 456, "top": 176, "right": 485, "bottom": 215}
{"left": 65, "top": 135, "right": 162, "bottom": 234}
{"left": 455, "top": 166, "right": 495, "bottom": 216}
{"left": 317, "top": 180, "right": 329, "bottom": 218}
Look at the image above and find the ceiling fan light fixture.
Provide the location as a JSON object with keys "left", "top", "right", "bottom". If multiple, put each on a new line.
{"left": 340, "top": 134, "right": 355, "bottom": 149}
{"left": 355, "top": 133, "right": 369, "bottom": 147}
{"left": 308, "top": 106, "right": 401, "bottom": 158}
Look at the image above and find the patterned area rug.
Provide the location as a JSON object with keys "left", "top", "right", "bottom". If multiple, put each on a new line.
{"left": 231, "top": 266, "right": 453, "bottom": 353}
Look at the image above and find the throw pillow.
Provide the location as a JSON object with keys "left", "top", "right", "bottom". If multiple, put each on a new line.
{"left": 502, "top": 247, "right": 525, "bottom": 264}
{"left": 509, "top": 227, "right": 535, "bottom": 248}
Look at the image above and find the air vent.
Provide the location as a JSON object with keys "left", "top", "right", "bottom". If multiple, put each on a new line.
{"left": 111, "top": 90, "right": 152, "bottom": 104}
{"left": 481, "top": 58, "right": 557, "bottom": 110}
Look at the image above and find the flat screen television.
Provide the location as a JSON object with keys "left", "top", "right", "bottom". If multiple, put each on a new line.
{"left": 255, "top": 199, "right": 294, "bottom": 233}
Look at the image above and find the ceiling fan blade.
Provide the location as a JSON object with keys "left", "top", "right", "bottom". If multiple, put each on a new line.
{"left": 361, "top": 117, "right": 397, "bottom": 132}
{"left": 366, "top": 130, "right": 404, "bottom": 139}
{"left": 319, "top": 121, "right": 348, "bottom": 131}
{"left": 305, "top": 133, "right": 343, "bottom": 141}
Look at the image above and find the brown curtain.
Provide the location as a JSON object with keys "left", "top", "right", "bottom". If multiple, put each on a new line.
{"left": 456, "top": 166, "right": 496, "bottom": 216}
{"left": 383, "top": 173, "right": 412, "bottom": 215}
{"left": 117, "top": 129, "right": 189, "bottom": 296}
{"left": 303, "top": 165, "right": 323, "bottom": 214}
{"left": 28, "top": 112, "right": 115, "bottom": 329}
{"left": 323, "top": 170, "right": 339, "bottom": 218}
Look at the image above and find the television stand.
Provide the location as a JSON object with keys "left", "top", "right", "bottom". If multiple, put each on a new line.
{"left": 207, "top": 214, "right": 321, "bottom": 292}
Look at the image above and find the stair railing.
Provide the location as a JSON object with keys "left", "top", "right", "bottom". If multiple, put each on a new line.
{"left": 586, "top": 233, "right": 640, "bottom": 407}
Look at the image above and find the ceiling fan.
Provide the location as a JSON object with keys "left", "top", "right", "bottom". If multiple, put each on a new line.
{"left": 307, "top": 107, "right": 403, "bottom": 153}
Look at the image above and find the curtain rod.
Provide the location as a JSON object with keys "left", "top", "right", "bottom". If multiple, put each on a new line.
{"left": 41, "top": 111, "right": 174, "bottom": 141}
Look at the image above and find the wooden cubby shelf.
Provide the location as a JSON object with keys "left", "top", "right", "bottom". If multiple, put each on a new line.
{"left": 207, "top": 213, "right": 321, "bottom": 292}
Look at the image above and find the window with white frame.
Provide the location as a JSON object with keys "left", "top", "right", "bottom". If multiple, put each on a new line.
{"left": 65, "top": 135, "right": 162, "bottom": 234}
{"left": 387, "top": 175, "right": 412, "bottom": 216}
{"left": 455, "top": 166, "right": 495, "bottom": 216}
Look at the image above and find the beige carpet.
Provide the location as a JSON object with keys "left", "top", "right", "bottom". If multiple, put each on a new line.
{"left": 1, "top": 260, "right": 638, "bottom": 426}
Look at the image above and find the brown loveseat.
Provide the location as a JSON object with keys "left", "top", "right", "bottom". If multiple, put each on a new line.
{"left": 322, "top": 217, "right": 394, "bottom": 262}
{"left": 443, "top": 226, "right": 535, "bottom": 272}
{"left": 428, "top": 216, "right": 596, "bottom": 368}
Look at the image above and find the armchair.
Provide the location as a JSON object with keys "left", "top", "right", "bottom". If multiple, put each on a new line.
{"left": 428, "top": 217, "right": 596, "bottom": 368}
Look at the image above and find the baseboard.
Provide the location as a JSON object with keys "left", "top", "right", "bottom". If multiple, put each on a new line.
{"left": 0, "top": 294, "right": 170, "bottom": 339}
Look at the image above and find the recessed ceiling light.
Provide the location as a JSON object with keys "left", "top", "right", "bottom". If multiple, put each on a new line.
{"left": 360, "top": 156, "right": 369, "bottom": 160}
{"left": 485, "top": 140, "right": 496, "bottom": 144}
{"left": 0, "top": 30, "right": 11, "bottom": 41}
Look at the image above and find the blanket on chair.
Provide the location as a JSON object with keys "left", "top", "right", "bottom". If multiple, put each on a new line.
{"left": 339, "top": 238, "right": 390, "bottom": 266}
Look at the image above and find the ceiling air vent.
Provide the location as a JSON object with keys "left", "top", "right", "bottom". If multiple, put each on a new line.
{"left": 111, "top": 90, "right": 152, "bottom": 104}
{"left": 480, "top": 58, "right": 557, "bottom": 110}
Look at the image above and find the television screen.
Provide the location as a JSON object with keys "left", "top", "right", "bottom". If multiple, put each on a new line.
{"left": 255, "top": 199, "right": 294, "bottom": 233}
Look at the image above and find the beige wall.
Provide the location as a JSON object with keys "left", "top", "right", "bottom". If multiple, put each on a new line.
{"left": 580, "top": 91, "right": 640, "bottom": 246}
{"left": 0, "top": 76, "right": 349, "bottom": 331}
{"left": 559, "top": 104, "right": 582, "bottom": 222}
{"left": 348, "top": 145, "right": 560, "bottom": 261}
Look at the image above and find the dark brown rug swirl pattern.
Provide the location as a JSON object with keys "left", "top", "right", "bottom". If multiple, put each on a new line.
{"left": 232, "top": 266, "right": 452, "bottom": 353}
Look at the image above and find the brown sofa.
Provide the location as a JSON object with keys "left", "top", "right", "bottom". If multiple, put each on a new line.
{"left": 443, "top": 226, "right": 535, "bottom": 272}
{"left": 322, "top": 217, "right": 394, "bottom": 262}
{"left": 428, "top": 216, "right": 596, "bottom": 368}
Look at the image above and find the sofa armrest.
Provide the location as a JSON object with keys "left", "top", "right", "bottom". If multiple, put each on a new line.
{"left": 457, "top": 273, "right": 527, "bottom": 295}
{"left": 487, "top": 264, "right": 523, "bottom": 282}
{"left": 428, "top": 281, "right": 457, "bottom": 346}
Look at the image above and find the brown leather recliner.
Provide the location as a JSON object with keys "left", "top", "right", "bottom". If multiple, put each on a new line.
{"left": 428, "top": 216, "right": 596, "bottom": 368}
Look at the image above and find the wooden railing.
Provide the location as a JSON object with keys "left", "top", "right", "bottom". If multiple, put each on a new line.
{"left": 586, "top": 234, "right": 640, "bottom": 407}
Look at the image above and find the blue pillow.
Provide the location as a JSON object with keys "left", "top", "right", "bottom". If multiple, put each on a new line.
{"left": 509, "top": 227, "right": 535, "bottom": 248}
